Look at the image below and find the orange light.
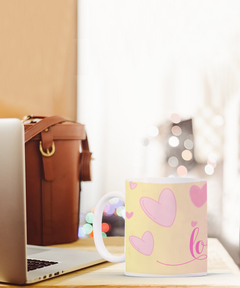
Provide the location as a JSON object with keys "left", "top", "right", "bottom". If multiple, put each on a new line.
{"left": 89, "top": 231, "right": 94, "bottom": 238}
{"left": 102, "top": 223, "right": 110, "bottom": 233}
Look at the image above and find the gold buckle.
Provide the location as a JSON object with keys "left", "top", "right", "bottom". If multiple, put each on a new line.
{"left": 39, "top": 141, "right": 55, "bottom": 157}
{"left": 22, "top": 115, "right": 32, "bottom": 123}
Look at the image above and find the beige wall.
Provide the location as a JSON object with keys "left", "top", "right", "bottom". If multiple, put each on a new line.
{"left": 0, "top": 0, "right": 77, "bottom": 120}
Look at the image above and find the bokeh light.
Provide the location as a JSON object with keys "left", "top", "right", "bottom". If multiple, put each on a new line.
{"left": 104, "top": 203, "right": 110, "bottom": 213}
{"left": 121, "top": 207, "right": 126, "bottom": 219}
{"left": 102, "top": 232, "right": 107, "bottom": 238}
{"left": 181, "top": 150, "right": 193, "bottom": 161}
{"left": 205, "top": 164, "right": 214, "bottom": 175}
{"left": 177, "top": 165, "right": 188, "bottom": 176}
{"left": 104, "top": 205, "right": 115, "bottom": 215}
{"left": 116, "top": 206, "right": 125, "bottom": 218}
{"left": 85, "top": 212, "right": 94, "bottom": 224}
{"left": 168, "top": 156, "right": 179, "bottom": 167}
{"left": 140, "top": 137, "right": 149, "bottom": 146}
{"left": 171, "top": 125, "right": 182, "bottom": 136}
{"left": 170, "top": 113, "right": 181, "bottom": 124}
{"left": 184, "top": 139, "right": 194, "bottom": 150}
{"left": 78, "top": 227, "right": 86, "bottom": 238}
{"left": 207, "top": 160, "right": 217, "bottom": 168}
{"left": 109, "top": 198, "right": 119, "bottom": 205}
{"left": 102, "top": 223, "right": 110, "bottom": 233}
{"left": 83, "top": 223, "right": 93, "bottom": 234}
{"left": 168, "top": 136, "right": 179, "bottom": 147}
{"left": 109, "top": 198, "right": 123, "bottom": 209}
{"left": 147, "top": 126, "right": 159, "bottom": 137}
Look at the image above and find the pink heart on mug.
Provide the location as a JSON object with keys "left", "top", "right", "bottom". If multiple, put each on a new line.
{"left": 190, "top": 183, "right": 207, "bottom": 208}
{"left": 126, "top": 211, "right": 134, "bottom": 219}
{"left": 140, "top": 188, "right": 177, "bottom": 227}
{"left": 130, "top": 181, "right": 137, "bottom": 190}
{"left": 129, "top": 231, "right": 154, "bottom": 256}
{"left": 191, "top": 221, "right": 197, "bottom": 227}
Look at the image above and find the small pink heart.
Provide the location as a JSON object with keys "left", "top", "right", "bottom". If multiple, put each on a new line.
{"left": 129, "top": 231, "right": 154, "bottom": 256}
{"left": 190, "top": 183, "right": 207, "bottom": 208}
{"left": 130, "top": 181, "right": 137, "bottom": 190}
{"left": 140, "top": 188, "right": 177, "bottom": 227}
{"left": 126, "top": 211, "right": 134, "bottom": 219}
{"left": 191, "top": 221, "right": 197, "bottom": 227}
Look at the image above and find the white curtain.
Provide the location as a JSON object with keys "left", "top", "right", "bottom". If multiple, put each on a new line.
{"left": 78, "top": 0, "right": 240, "bottom": 264}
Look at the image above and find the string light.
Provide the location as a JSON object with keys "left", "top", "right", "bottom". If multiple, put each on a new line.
{"left": 109, "top": 198, "right": 123, "bottom": 209}
{"left": 170, "top": 113, "right": 181, "bottom": 124}
{"left": 205, "top": 164, "right": 214, "bottom": 175}
{"left": 85, "top": 212, "right": 94, "bottom": 224}
{"left": 82, "top": 197, "right": 126, "bottom": 239}
{"left": 116, "top": 206, "right": 125, "bottom": 218}
{"left": 140, "top": 137, "right": 149, "bottom": 146}
{"left": 104, "top": 205, "right": 115, "bottom": 215}
{"left": 207, "top": 159, "right": 217, "bottom": 168}
{"left": 78, "top": 227, "right": 86, "bottom": 238}
{"left": 184, "top": 139, "right": 194, "bottom": 150}
{"left": 171, "top": 125, "right": 182, "bottom": 136}
{"left": 83, "top": 223, "right": 93, "bottom": 234}
{"left": 168, "top": 136, "right": 179, "bottom": 147}
{"left": 181, "top": 150, "right": 192, "bottom": 161}
{"left": 102, "top": 223, "right": 110, "bottom": 233}
{"left": 109, "top": 198, "right": 119, "bottom": 205}
{"left": 168, "top": 156, "right": 179, "bottom": 167}
{"left": 104, "top": 203, "right": 110, "bottom": 212}
{"left": 177, "top": 165, "right": 188, "bottom": 176}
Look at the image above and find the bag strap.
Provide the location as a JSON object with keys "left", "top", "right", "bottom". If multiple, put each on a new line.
{"left": 23, "top": 115, "right": 92, "bottom": 182}
{"left": 79, "top": 135, "right": 92, "bottom": 181}
{"left": 24, "top": 115, "right": 73, "bottom": 143}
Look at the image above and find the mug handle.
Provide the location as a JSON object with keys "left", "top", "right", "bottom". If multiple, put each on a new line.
{"left": 93, "top": 191, "right": 125, "bottom": 263}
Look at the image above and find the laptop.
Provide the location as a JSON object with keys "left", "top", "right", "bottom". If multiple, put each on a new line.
{"left": 0, "top": 118, "right": 104, "bottom": 285}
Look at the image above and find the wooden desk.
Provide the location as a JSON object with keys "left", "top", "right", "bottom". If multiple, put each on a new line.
{"left": 2, "top": 237, "right": 240, "bottom": 287}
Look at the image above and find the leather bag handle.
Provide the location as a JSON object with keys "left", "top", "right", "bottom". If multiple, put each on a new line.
{"left": 23, "top": 115, "right": 92, "bottom": 182}
{"left": 24, "top": 115, "right": 74, "bottom": 143}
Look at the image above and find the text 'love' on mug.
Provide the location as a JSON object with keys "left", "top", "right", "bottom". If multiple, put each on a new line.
{"left": 93, "top": 178, "right": 207, "bottom": 277}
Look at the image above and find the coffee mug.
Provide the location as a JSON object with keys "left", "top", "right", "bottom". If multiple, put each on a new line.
{"left": 93, "top": 177, "right": 207, "bottom": 277}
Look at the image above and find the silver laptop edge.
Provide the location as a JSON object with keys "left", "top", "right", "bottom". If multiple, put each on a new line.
{"left": 0, "top": 119, "right": 27, "bottom": 284}
{"left": 0, "top": 119, "right": 104, "bottom": 285}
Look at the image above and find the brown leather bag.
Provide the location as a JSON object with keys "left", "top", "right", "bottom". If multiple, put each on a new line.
{"left": 23, "top": 115, "right": 91, "bottom": 246}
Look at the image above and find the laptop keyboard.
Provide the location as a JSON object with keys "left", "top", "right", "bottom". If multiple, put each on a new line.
{"left": 27, "top": 259, "right": 58, "bottom": 271}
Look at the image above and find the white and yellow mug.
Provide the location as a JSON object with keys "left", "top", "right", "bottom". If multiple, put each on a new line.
{"left": 93, "top": 178, "right": 207, "bottom": 277}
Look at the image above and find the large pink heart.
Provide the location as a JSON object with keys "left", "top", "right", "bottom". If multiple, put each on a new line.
{"left": 129, "top": 231, "right": 154, "bottom": 256}
{"left": 189, "top": 183, "right": 207, "bottom": 208}
{"left": 140, "top": 188, "right": 177, "bottom": 227}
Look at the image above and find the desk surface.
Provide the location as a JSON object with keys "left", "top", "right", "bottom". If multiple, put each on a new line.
{"left": 2, "top": 237, "right": 240, "bottom": 287}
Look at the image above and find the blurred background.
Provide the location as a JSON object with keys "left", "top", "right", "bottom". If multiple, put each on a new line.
{"left": 78, "top": 0, "right": 240, "bottom": 266}
{"left": 0, "top": 0, "right": 239, "bottom": 267}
